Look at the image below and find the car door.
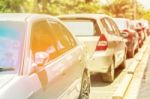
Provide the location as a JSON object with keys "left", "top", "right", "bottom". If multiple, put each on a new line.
{"left": 28, "top": 19, "right": 62, "bottom": 99}
{"left": 100, "top": 17, "right": 124, "bottom": 67}
{"left": 45, "top": 20, "right": 85, "bottom": 98}
{"left": 29, "top": 19, "right": 85, "bottom": 99}
{"left": 108, "top": 18, "right": 126, "bottom": 67}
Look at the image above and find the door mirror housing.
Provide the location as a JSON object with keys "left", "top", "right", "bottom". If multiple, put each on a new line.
{"left": 30, "top": 51, "right": 49, "bottom": 74}
{"left": 34, "top": 51, "right": 49, "bottom": 67}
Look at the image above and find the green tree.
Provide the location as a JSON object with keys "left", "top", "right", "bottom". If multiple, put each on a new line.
{"left": 101, "top": 0, "right": 131, "bottom": 18}
{"left": 46, "top": 0, "right": 101, "bottom": 15}
{"left": 0, "top": 0, "right": 25, "bottom": 13}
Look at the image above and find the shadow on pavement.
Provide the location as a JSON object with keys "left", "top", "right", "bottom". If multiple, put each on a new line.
{"left": 91, "top": 67, "right": 124, "bottom": 87}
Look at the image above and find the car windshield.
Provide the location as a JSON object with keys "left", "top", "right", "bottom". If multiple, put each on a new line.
{"left": 0, "top": 21, "right": 25, "bottom": 74}
{"left": 114, "top": 19, "right": 128, "bottom": 30}
{"left": 62, "top": 19, "right": 96, "bottom": 36}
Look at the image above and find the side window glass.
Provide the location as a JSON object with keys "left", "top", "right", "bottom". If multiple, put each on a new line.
{"left": 48, "top": 21, "right": 72, "bottom": 55}
{"left": 31, "top": 20, "right": 58, "bottom": 62}
{"left": 101, "top": 18, "right": 115, "bottom": 34}
{"left": 109, "top": 18, "right": 120, "bottom": 35}
{"left": 58, "top": 22, "right": 77, "bottom": 47}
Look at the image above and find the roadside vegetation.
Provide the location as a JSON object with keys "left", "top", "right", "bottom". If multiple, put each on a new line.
{"left": 0, "top": 0, "right": 150, "bottom": 20}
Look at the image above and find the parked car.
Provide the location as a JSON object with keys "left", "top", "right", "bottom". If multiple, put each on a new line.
{"left": 113, "top": 18, "right": 139, "bottom": 58}
{"left": 140, "top": 19, "right": 150, "bottom": 36}
{"left": 130, "top": 20, "right": 146, "bottom": 47}
{"left": 58, "top": 14, "right": 126, "bottom": 82}
{"left": 0, "top": 14, "right": 90, "bottom": 99}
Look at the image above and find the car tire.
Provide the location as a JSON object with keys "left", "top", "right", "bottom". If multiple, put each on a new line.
{"left": 135, "top": 47, "right": 139, "bottom": 54}
{"left": 79, "top": 69, "right": 90, "bottom": 99}
{"left": 102, "top": 61, "right": 114, "bottom": 83}
{"left": 140, "top": 41, "right": 143, "bottom": 48}
{"left": 120, "top": 52, "right": 126, "bottom": 69}
{"left": 128, "top": 49, "right": 134, "bottom": 58}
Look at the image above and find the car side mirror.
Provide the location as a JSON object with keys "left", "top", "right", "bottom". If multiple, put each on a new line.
{"left": 34, "top": 51, "right": 49, "bottom": 67}
{"left": 30, "top": 51, "right": 49, "bottom": 74}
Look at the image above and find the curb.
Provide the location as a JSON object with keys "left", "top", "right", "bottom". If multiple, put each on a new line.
{"left": 113, "top": 74, "right": 133, "bottom": 99}
{"left": 112, "top": 37, "right": 150, "bottom": 99}
{"left": 124, "top": 50, "right": 150, "bottom": 99}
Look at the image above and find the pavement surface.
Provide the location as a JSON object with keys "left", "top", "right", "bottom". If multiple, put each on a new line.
{"left": 89, "top": 37, "right": 150, "bottom": 99}
{"left": 137, "top": 57, "right": 150, "bottom": 99}
{"left": 89, "top": 53, "right": 139, "bottom": 99}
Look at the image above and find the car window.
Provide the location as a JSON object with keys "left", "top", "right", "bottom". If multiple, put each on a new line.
{"left": 108, "top": 18, "right": 120, "bottom": 35}
{"left": 31, "top": 20, "right": 58, "bottom": 61}
{"left": 47, "top": 21, "right": 73, "bottom": 55}
{"left": 62, "top": 19, "right": 100, "bottom": 36}
{"left": 101, "top": 18, "right": 115, "bottom": 35}
{"left": 114, "top": 19, "right": 128, "bottom": 30}
{"left": 56, "top": 22, "right": 77, "bottom": 48}
{"left": 0, "top": 21, "right": 25, "bottom": 74}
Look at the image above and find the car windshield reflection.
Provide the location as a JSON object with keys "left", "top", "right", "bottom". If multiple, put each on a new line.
{"left": 0, "top": 21, "right": 25, "bottom": 74}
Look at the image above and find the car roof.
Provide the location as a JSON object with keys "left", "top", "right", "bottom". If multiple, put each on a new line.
{"left": 58, "top": 13, "right": 110, "bottom": 20}
{"left": 0, "top": 13, "right": 57, "bottom": 22}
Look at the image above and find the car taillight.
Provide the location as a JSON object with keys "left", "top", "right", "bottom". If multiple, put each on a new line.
{"left": 95, "top": 34, "right": 108, "bottom": 51}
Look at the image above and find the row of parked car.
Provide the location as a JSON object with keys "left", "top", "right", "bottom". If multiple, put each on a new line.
{"left": 0, "top": 13, "right": 149, "bottom": 99}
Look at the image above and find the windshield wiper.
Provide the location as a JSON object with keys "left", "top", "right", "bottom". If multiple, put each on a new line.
{"left": 0, "top": 67, "right": 15, "bottom": 72}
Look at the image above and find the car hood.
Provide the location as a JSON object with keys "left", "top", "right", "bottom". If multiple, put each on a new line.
{"left": 0, "top": 74, "right": 16, "bottom": 89}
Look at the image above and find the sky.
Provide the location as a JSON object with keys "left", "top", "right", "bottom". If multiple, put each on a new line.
{"left": 138, "top": 0, "right": 150, "bottom": 10}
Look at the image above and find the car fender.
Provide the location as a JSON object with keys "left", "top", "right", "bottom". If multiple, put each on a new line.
{"left": 0, "top": 74, "right": 42, "bottom": 99}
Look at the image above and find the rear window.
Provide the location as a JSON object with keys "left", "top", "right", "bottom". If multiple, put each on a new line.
{"left": 62, "top": 19, "right": 99, "bottom": 36}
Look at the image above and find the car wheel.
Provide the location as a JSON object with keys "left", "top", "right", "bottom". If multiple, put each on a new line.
{"left": 128, "top": 49, "right": 134, "bottom": 58}
{"left": 135, "top": 47, "right": 139, "bottom": 54}
{"left": 79, "top": 69, "right": 90, "bottom": 99}
{"left": 102, "top": 61, "right": 114, "bottom": 83}
{"left": 140, "top": 41, "right": 143, "bottom": 48}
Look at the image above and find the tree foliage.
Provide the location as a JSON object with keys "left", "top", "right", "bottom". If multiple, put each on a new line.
{"left": 101, "top": 0, "right": 131, "bottom": 18}
{"left": 0, "top": 0, "right": 149, "bottom": 20}
{"left": 28, "top": 0, "right": 102, "bottom": 15}
{"left": 0, "top": 0, "right": 25, "bottom": 13}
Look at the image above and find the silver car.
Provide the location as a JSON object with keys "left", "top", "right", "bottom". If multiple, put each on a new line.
{"left": 58, "top": 14, "right": 126, "bottom": 82}
{"left": 0, "top": 14, "right": 90, "bottom": 99}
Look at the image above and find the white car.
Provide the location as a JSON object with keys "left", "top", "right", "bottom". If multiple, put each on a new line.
{"left": 59, "top": 14, "right": 126, "bottom": 82}
{"left": 0, "top": 14, "right": 90, "bottom": 99}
